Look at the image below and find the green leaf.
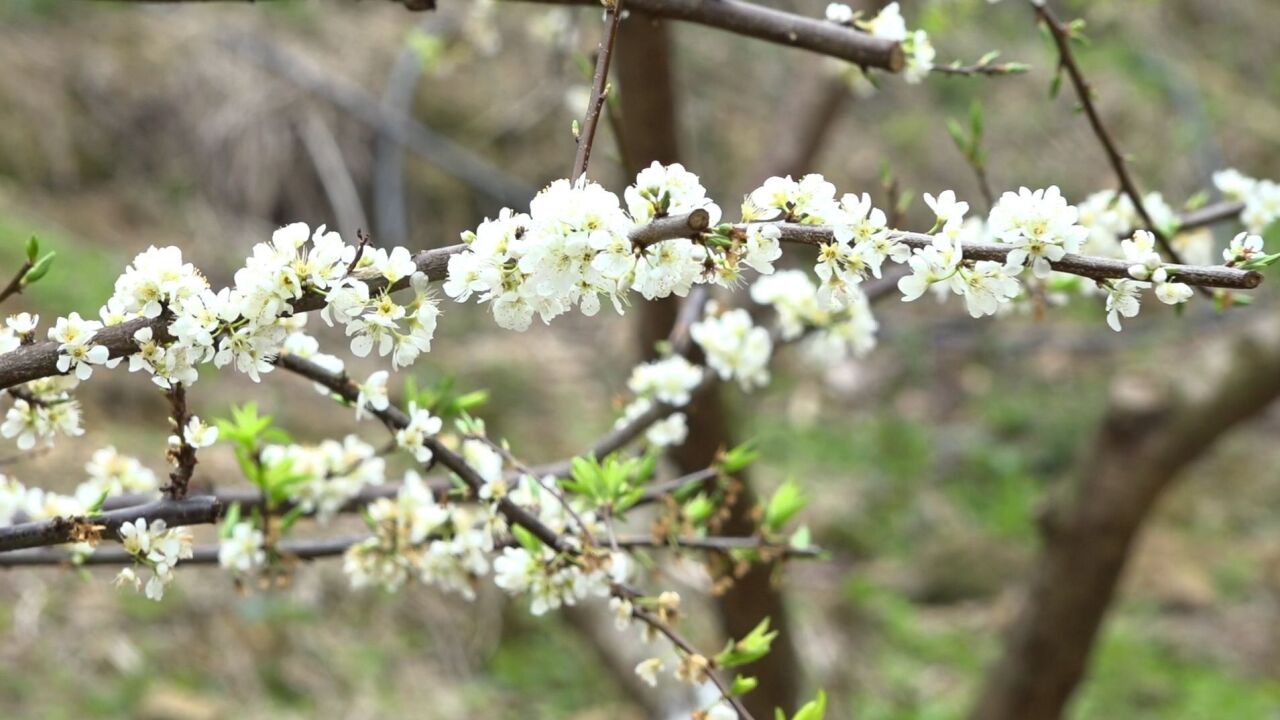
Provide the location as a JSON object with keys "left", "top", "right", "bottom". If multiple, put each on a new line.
{"left": 512, "top": 525, "right": 543, "bottom": 553}
{"left": 969, "top": 100, "right": 984, "bottom": 143}
{"left": 1183, "top": 189, "right": 1210, "bottom": 211}
{"left": 23, "top": 252, "right": 55, "bottom": 285}
{"left": 1049, "top": 67, "right": 1064, "bottom": 99}
{"left": 683, "top": 493, "right": 716, "bottom": 526}
{"left": 792, "top": 689, "right": 828, "bottom": 720}
{"left": 976, "top": 50, "right": 1000, "bottom": 67}
{"left": 946, "top": 117, "right": 969, "bottom": 154}
{"left": 220, "top": 502, "right": 243, "bottom": 540}
{"left": 715, "top": 617, "right": 777, "bottom": 668}
{"left": 720, "top": 440, "right": 760, "bottom": 474}
{"left": 789, "top": 525, "right": 812, "bottom": 550}
{"left": 1240, "top": 252, "right": 1280, "bottom": 270}
{"left": 85, "top": 489, "right": 110, "bottom": 516}
{"left": 279, "top": 505, "right": 307, "bottom": 534}
{"left": 25, "top": 235, "right": 38, "bottom": 263}
{"left": 730, "top": 675, "right": 759, "bottom": 696}
{"left": 764, "top": 479, "right": 808, "bottom": 532}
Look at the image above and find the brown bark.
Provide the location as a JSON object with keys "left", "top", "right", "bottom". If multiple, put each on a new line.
{"left": 616, "top": 14, "right": 801, "bottom": 717}
{"left": 971, "top": 324, "right": 1280, "bottom": 720}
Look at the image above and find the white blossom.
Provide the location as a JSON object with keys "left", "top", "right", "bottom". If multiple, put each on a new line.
{"left": 691, "top": 309, "right": 773, "bottom": 391}
{"left": 395, "top": 403, "right": 443, "bottom": 464}
{"left": 218, "top": 522, "right": 266, "bottom": 574}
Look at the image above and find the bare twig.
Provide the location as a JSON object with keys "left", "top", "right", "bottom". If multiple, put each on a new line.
{"left": 1034, "top": 2, "right": 1183, "bottom": 264}
{"left": 0, "top": 259, "right": 34, "bottom": 306}
{"left": 933, "top": 60, "right": 1028, "bottom": 78}
{"left": 571, "top": 0, "right": 626, "bottom": 182}
{"left": 273, "top": 353, "right": 572, "bottom": 552}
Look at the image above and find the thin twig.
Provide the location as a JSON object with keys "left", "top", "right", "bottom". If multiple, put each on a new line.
{"left": 1034, "top": 2, "right": 1184, "bottom": 264}
{"left": 630, "top": 603, "right": 757, "bottom": 719}
{"left": 0, "top": 259, "right": 34, "bottom": 306}
{"left": 933, "top": 61, "right": 1028, "bottom": 78}
{"left": 572, "top": 0, "right": 626, "bottom": 182}
{"left": 273, "top": 354, "right": 572, "bottom": 552}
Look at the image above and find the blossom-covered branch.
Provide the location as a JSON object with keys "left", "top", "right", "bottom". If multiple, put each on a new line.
{"left": 0, "top": 531, "right": 817, "bottom": 568}
{"left": 775, "top": 225, "right": 1260, "bottom": 290}
{"left": 0, "top": 214, "right": 707, "bottom": 392}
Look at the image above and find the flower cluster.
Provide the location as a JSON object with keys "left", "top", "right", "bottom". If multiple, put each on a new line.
{"left": 444, "top": 164, "right": 730, "bottom": 330}
{"left": 343, "top": 471, "right": 491, "bottom": 596}
{"left": 614, "top": 354, "right": 706, "bottom": 448}
{"left": 218, "top": 521, "right": 267, "bottom": 575}
{"left": 0, "top": 312, "right": 38, "bottom": 354}
{"left": 81, "top": 446, "right": 159, "bottom": 505}
{"left": 493, "top": 544, "right": 626, "bottom": 616}
{"left": 988, "top": 186, "right": 1089, "bottom": 277}
{"left": 1076, "top": 190, "right": 1181, "bottom": 257}
{"left": 260, "top": 435, "right": 387, "bottom": 521}
{"left": 115, "top": 518, "right": 194, "bottom": 601}
{"left": 0, "top": 447, "right": 155, "bottom": 534}
{"left": 1, "top": 377, "right": 84, "bottom": 450}
{"left": 691, "top": 308, "right": 773, "bottom": 391}
{"left": 750, "top": 270, "right": 878, "bottom": 362}
{"left": 60, "top": 224, "right": 440, "bottom": 396}
{"left": 394, "top": 403, "right": 444, "bottom": 464}
{"left": 1215, "top": 169, "right": 1280, "bottom": 234}
{"left": 1098, "top": 230, "right": 1194, "bottom": 331}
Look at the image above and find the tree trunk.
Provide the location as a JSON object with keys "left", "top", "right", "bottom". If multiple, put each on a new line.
{"left": 616, "top": 13, "right": 802, "bottom": 717}
{"left": 972, "top": 325, "right": 1280, "bottom": 720}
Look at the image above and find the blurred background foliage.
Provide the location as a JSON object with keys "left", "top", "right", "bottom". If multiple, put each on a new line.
{"left": 1, "top": 0, "right": 1279, "bottom": 717}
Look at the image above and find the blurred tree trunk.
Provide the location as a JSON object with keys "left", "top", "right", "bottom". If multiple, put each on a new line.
{"left": 971, "top": 325, "right": 1280, "bottom": 720}
{"left": 749, "top": 71, "right": 848, "bottom": 181}
{"left": 616, "top": 14, "right": 801, "bottom": 717}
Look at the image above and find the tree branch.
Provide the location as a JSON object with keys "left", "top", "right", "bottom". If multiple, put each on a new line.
{"left": 519, "top": 0, "right": 903, "bottom": 72}
{"left": 0, "top": 532, "right": 816, "bottom": 568}
{"left": 769, "top": 224, "right": 1262, "bottom": 289}
{"left": 0, "top": 258, "right": 34, "bottom": 307}
{"left": 0, "top": 212, "right": 1259, "bottom": 393}
{"left": 0, "top": 496, "right": 221, "bottom": 554}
